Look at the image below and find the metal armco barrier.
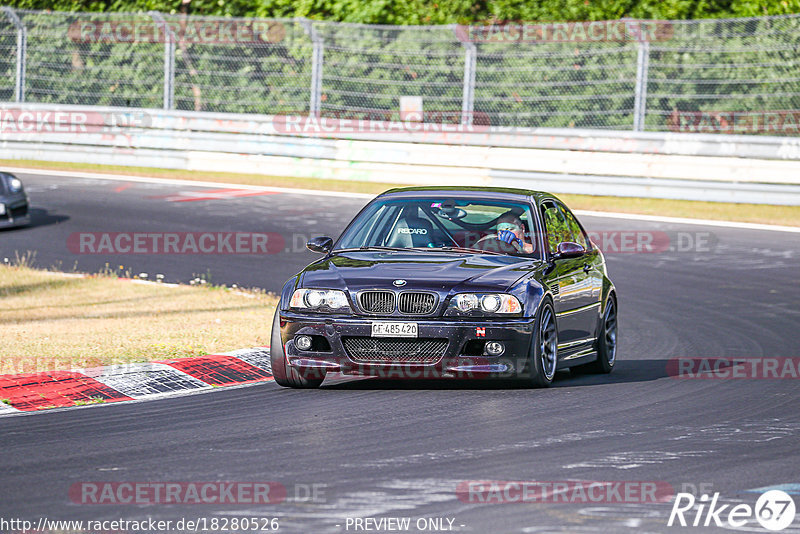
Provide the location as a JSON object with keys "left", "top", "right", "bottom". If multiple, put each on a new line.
{"left": 1, "top": 103, "right": 799, "bottom": 204}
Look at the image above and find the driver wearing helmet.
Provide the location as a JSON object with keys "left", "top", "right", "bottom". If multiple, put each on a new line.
{"left": 495, "top": 213, "right": 534, "bottom": 253}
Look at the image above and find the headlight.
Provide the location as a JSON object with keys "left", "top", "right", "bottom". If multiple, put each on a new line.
{"left": 455, "top": 293, "right": 478, "bottom": 313}
{"left": 290, "top": 289, "right": 351, "bottom": 313}
{"left": 8, "top": 178, "right": 22, "bottom": 192}
{"left": 0, "top": 204, "right": 5, "bottom": 216}
{"left": 447, "top": 293, "right": 523, "bottom": 316}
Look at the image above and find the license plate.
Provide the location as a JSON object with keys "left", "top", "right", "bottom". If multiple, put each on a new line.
{"left": 371, "top": 322, "right": 418, "bottom": 338}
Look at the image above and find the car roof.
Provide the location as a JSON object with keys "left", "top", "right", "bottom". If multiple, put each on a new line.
{"left": 378, "top": 186, "right": 558, "bottom": 203}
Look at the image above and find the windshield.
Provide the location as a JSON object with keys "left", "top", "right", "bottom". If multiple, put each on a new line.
{"left": 335, "top": 197, "right": 542, "bottom": 259}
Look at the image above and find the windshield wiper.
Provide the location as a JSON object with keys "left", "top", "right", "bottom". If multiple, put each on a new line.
{"left": 429, "top": 246, "right": 504, "bottom": 256}
{"left": 336, "top": 246, "right": 421, "bottom": 253}
{"left": 336, "top": 246, "right": 505, "bottom": 256}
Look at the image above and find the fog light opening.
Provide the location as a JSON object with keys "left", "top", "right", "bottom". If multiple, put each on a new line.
{"left": 295, "top": 335, "right": 313, "bottom": 351}
{"left": 484, "top": 341, "right": 505, "bottom": 356}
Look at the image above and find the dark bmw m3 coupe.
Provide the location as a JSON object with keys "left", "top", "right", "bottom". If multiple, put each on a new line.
{"left": 0, "top": 172, "right": 30, "bottom": 229}
{"left": 271, "top": 186, "right": 617, "bottom": 388}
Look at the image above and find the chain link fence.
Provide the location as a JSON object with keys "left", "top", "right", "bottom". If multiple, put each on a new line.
{"left": 1, "top": 7, "right": 800, "bottom": 134}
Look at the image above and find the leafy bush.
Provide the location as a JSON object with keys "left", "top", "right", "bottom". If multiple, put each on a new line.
{"left": 5, "top": 0, "right": 800, "bottom": 23}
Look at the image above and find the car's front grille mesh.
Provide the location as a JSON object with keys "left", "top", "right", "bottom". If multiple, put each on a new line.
{"left": 359, "top": 291, "right": 395, "bottom": 314}
{"left": 398, "top": 292, "right": 436, "bottom": 315}
{"left": 343, "top": 337, "right": 448, "bottom": 364}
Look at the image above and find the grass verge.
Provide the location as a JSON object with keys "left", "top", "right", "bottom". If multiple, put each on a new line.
{"left": 0, "top": 263, "right": 277, "bottom": 374}
{"left": 2, "top": 158, "right": 798, "bottom": 226}
{"left": 559, "top": 194, "right": 800, "bottom": 227}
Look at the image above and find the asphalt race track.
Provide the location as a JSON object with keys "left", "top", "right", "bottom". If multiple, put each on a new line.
{"left": 0, "top": 172, "right": 366, "bottom": 288}
{"left": 1, "top": 172, "right": 800, "bottom": 533}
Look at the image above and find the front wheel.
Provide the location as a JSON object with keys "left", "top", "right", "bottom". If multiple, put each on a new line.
{"left": 521, "top": 300, "right": 558, "bottom": 388}
{"left": 270, "top": 307, "right": 325, "bottom": 388}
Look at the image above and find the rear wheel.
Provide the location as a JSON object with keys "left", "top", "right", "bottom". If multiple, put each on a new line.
{"left": 521, "top": 300, "right": 558, "bottom": 388}
{"left": 270, "top": 307, "right": 325, "bottom": 388}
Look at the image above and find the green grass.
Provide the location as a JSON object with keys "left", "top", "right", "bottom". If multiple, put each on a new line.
{"left": 559, "top": 194, "right": 800, "bottom": 227}
{"left": 3, "top": 158, "right": 798, "bottom": 226}
{"left": 73, "top": 397, "right": 106, "bottom": 406}
{"left": 0, "top": 262, "right": 278, "bottom": 373}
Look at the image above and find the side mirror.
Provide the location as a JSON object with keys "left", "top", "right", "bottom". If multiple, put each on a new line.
{"left": 306, "top": 236, "right": 333, "bottom": 254}
{"left": 553, "top": 241, "right": 585, "bottom": 260}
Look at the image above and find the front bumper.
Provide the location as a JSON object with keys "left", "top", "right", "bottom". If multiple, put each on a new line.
{"left": 279, "top": 311, "right": 535, "bottom": 379}
{"left": 0, "top": 198, "right": 30, "bottom": 229}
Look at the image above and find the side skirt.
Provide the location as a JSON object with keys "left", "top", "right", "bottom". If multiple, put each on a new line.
{"left": 556, "top": 350, "right": 597, "bottom": 370}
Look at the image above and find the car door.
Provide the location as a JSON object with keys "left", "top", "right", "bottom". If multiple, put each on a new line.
{"left": 559, "top": 203, "right": 603, "bottom": 338}
{"left": 539, "top": 200, "right": 597, "bottom": 351}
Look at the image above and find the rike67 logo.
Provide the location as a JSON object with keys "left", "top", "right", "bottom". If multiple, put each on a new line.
{"left": 668, "top": 490, "right": 796, "bottom": 531}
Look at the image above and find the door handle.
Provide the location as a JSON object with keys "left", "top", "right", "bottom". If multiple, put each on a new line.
{"left": 583, "top": 264, "right": 591, "bottom": 273}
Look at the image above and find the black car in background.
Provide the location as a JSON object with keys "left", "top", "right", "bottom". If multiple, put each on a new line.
{"left": 271, "top": 187, "right": 617, "bottom": 388}
{"left": 0, "top": 172, "right": 30, "bottom": 229}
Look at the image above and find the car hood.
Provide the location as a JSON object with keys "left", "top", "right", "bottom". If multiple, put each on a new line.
{"left": 299, "top": 251, "right": 537, "bottom": 294}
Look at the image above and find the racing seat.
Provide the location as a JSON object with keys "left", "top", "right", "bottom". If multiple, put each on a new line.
{"left": 386, "top": 215, "right": 434, "bottom": 248}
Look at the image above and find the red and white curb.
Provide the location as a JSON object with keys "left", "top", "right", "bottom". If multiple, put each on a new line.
{"left": 0, "top": 348, "right": 272, "bottom": 415}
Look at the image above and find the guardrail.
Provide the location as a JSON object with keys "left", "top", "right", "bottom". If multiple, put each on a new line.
{"left": 1, "top": 103, "right": 799, "bottom": 204}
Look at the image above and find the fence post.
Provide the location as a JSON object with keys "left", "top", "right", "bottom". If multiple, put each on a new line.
{"left": 460, "top": 39, "right": 477, "bottom": 127}
{"left": 149, "top": 11, "right": 175, "bottom": 110}
{"left": 633, "top": 40, "right": 650, "bottom": 132}
{"left": 301, "top": 19, "right": 324, "bottom": 116}
{"left": 2, "top": 7, "right": 26, "bottom": 103}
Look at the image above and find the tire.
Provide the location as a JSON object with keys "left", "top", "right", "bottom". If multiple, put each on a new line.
{"left": 521, "top": 299, "right": 558, "bottom": 388}
{"left": 575, "top": 294, "right": 617, "bottom": 374}
{"left": 270, "top": 307, "right": 325, "bottom": 389}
